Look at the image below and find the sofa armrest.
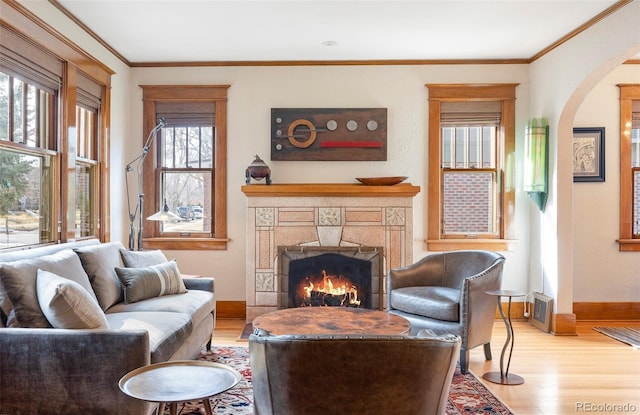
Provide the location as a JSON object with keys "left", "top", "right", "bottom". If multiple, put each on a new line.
{"left": 182, "top": 276, "right": 214, "bottom": 292}
{"left": 0, "top": 328, "right": 154, "bottom": 415}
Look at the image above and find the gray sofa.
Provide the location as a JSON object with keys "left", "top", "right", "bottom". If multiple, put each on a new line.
{"left": 0, "top": 239, "right": 216, "bottom": 415}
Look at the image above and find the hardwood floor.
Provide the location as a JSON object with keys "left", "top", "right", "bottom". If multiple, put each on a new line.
{"left": 212, "top": 318, "right": 640, "bottom": 415}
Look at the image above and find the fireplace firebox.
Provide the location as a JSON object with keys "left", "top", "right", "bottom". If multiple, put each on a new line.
{"left": 278, "top": 246, "right": 383, "bottom": 310}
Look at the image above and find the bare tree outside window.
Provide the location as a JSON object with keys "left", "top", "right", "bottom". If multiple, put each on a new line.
{"left": 0, "top": 71, "right": 55, "bottom": 248}
{"left": 160, "top": 125, "right": 214, "bottom": 235}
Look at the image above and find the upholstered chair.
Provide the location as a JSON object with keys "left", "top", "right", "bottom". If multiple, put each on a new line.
{"left": 386, "top": 250, "right": 505, "bottom": 374}
{"left": 249, "top": 331, "right": 461, "bottom": 415}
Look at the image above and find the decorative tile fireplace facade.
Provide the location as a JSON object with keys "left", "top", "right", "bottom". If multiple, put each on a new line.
{"left": 242, "top": 183, "right": 420, "bottom": 321}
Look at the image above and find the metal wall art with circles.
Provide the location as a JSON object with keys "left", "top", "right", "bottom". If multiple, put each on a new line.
{"left": 271, "top": 108, "right": 387, "bottom": 161}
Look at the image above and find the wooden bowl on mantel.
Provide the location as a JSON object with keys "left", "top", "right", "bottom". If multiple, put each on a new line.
{"left": 356, "top": 176, "right": 408, "bottom": 186}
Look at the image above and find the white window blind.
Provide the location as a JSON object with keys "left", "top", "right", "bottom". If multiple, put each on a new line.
{"left": 0, "top": 25, "right": 62, "bottom": 92}
{"left": 440, "top": 101, "right": 501, "bottom": 126}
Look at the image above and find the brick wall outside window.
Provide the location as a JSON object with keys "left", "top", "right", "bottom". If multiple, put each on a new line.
{"left": 443, "top": 171, "right": 494, "bottom": 234}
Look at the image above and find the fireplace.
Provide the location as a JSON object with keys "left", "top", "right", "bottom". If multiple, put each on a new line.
{"left": 242, "top": 183, "right": 420, "bottom": 321}
{"left": 279, "top": 246, "right": 383, "bottom": 309}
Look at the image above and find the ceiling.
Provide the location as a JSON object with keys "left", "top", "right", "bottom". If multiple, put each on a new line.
{"left": 52, "top": 0, "right": 630, "bottom": 65}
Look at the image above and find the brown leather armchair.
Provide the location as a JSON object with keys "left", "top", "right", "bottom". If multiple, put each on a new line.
{"left": 249, "top": 332, "right": 461, "bottom": 415}
{"left": 386, "top": 250, "right": 505, "bottom": 374}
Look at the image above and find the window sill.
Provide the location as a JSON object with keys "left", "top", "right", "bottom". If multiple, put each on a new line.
{"left": 143, "top": 237, "right": 228, "bottom": 251}
{"left": 426, "top": 239, "right": 517, "bottom": 252}
{"left": 617, "top": 239, "right": 640, "bottom": 252}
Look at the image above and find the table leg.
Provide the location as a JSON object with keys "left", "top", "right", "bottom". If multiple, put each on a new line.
{"left": 499, "top": 297, "right": 511, "bottom": 377}
{"left": 158, "top": 402, "right": 165, "bottom": 415}
{"left": 482, "top": 296, "right": 524, "bottom": 385}
{"left": 169, "top": 402, "right": 177, "bottom": 415}
{"left": 202, "top": 397, "right": 214, "bottom": 415}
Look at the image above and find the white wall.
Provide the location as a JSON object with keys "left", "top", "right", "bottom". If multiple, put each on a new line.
{"left": 573, "top": 65, "right": 640, "bottom": 302}
{"left": 128, "top": 64, "right": 531, "bottom": 301}
{"left": 528, "top": 0, "right": 640, "bottom": 314}
{"left": 15, "top": 0, "right": 640, "bottom": 308}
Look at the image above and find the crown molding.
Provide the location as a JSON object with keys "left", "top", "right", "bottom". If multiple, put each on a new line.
{"left": 27, "top": 0, "right": 638, "bottom": 69}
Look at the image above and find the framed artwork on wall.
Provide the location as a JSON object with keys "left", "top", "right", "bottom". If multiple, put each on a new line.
{"left": 271, "top": 108, "right": 387, "bottom": 161}
{"left": 573, "top": 127, "right": 605, "bottom": 182}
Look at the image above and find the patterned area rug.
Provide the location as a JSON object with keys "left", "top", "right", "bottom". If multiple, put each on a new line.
{"left": 163, "top": 346, "right": 513, "bottom": 415}
{"left": 593, "top": 327, "right": 640, "bottom": 347}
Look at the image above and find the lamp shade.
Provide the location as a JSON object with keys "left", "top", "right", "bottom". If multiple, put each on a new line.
{"left": 147, "top": 200, "right": 181, "bottom": 222}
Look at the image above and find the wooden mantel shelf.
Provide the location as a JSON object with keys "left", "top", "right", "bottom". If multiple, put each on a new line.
{"left": 241, "top": 183, "right": 420, "bottom": 197}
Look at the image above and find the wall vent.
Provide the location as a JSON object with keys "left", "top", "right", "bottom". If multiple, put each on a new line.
{"left": 531, "top": 292, "right": 553, "bottom": 333}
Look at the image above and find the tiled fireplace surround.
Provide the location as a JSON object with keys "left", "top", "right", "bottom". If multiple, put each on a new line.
{"left": 242, "top": 183, "right": 420, "bottom": 321}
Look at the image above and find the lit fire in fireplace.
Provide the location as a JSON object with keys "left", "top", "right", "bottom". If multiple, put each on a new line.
{"left": 299, "top": 270, "right": 361, "bottom": 307}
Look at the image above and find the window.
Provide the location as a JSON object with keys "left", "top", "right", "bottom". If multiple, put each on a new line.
{"left": 441, "top": 103, "right": 500, "bottom": 237}
{"left": 0, "top": 26, "right": 60, "bottom": 249}
{"left": 158, "top": 106, "right": 213, "bottom": 235}
{"left": 426, "top": 84, "right": 517, "bottom": 251}
{"left": 0, "top": 17, "right": 111, "bottom": 250}
{"left": 617, "top": 84, "right": 640, "bottom": 251}
{"left": 634, "top": 113, "right": 640, "bottom": 238}
{"left": 0, "top": 147, "right": 55, "bottom": 248}
{"left": 140, "top": 85, "right": 228, "bottom": 250}
{"left": 75, "top": 72, "right": 103, "bottom": 239}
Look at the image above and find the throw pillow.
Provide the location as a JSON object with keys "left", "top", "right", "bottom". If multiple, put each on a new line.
{"left": 119, "top": 248, "right": 168, "bottom": 268}
{"left": 0, "top": 281, "right": 16, "bottom": 327}
{"left": 0, "top": 249, "right": 96, "bottom": 328}
{"left": 74, "top": 241, "right": 126, "bottom": 311}
{"left": 36, "top": 269, "right": 109, "bottom": 329}
{"left": 115, "top": 260, "right": 187, "bottom": 304}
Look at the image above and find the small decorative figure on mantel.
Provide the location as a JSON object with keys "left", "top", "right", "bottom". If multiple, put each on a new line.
{"left": 245, "top": 155, "right": 272, "bottom": 184}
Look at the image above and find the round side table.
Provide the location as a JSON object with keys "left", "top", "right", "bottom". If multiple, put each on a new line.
{"left": 483, "top": 290, "right": 525, "bottom": 385}
{"left": 119, "top": 360, "right": 241, "bottom": 415}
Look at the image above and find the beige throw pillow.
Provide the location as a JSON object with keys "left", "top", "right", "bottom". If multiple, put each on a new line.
{"left": 36, "top": 269, "right": 109, "bottom": 329}
{"left": 119, "top": 248, "right": 168, "bottom": 268}
{"left": 115, "top": 260, "right": 187, "bottom": 304}
{"left": 0, "top": 249, "right": 96, "bottom": 327}
{"left": 0, "top": 281, "right": 16, "bottom": 327}
{"left": 74, "top": 241, "right": 125, "bottom": 311}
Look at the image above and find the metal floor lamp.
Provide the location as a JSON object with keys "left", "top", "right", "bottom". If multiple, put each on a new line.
{"left": 125, "top": 117, "right": 179, "bottom": 251}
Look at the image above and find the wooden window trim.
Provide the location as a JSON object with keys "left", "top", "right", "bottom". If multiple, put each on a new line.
{"left": 1, "top": 9, "right": 112, "bottom": 246}
{"left": 426, "top": 84, "right": 518, "bottom": 252}
{"left": 617, "top": 84, "right": 640, "bottom": 251}
{"left": 140, "top": 85, "right": 229, "bottom": 251}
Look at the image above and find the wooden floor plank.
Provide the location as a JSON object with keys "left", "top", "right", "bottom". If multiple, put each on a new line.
{"left": 212, "top": 318, "right": 640, "bottom": 414}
